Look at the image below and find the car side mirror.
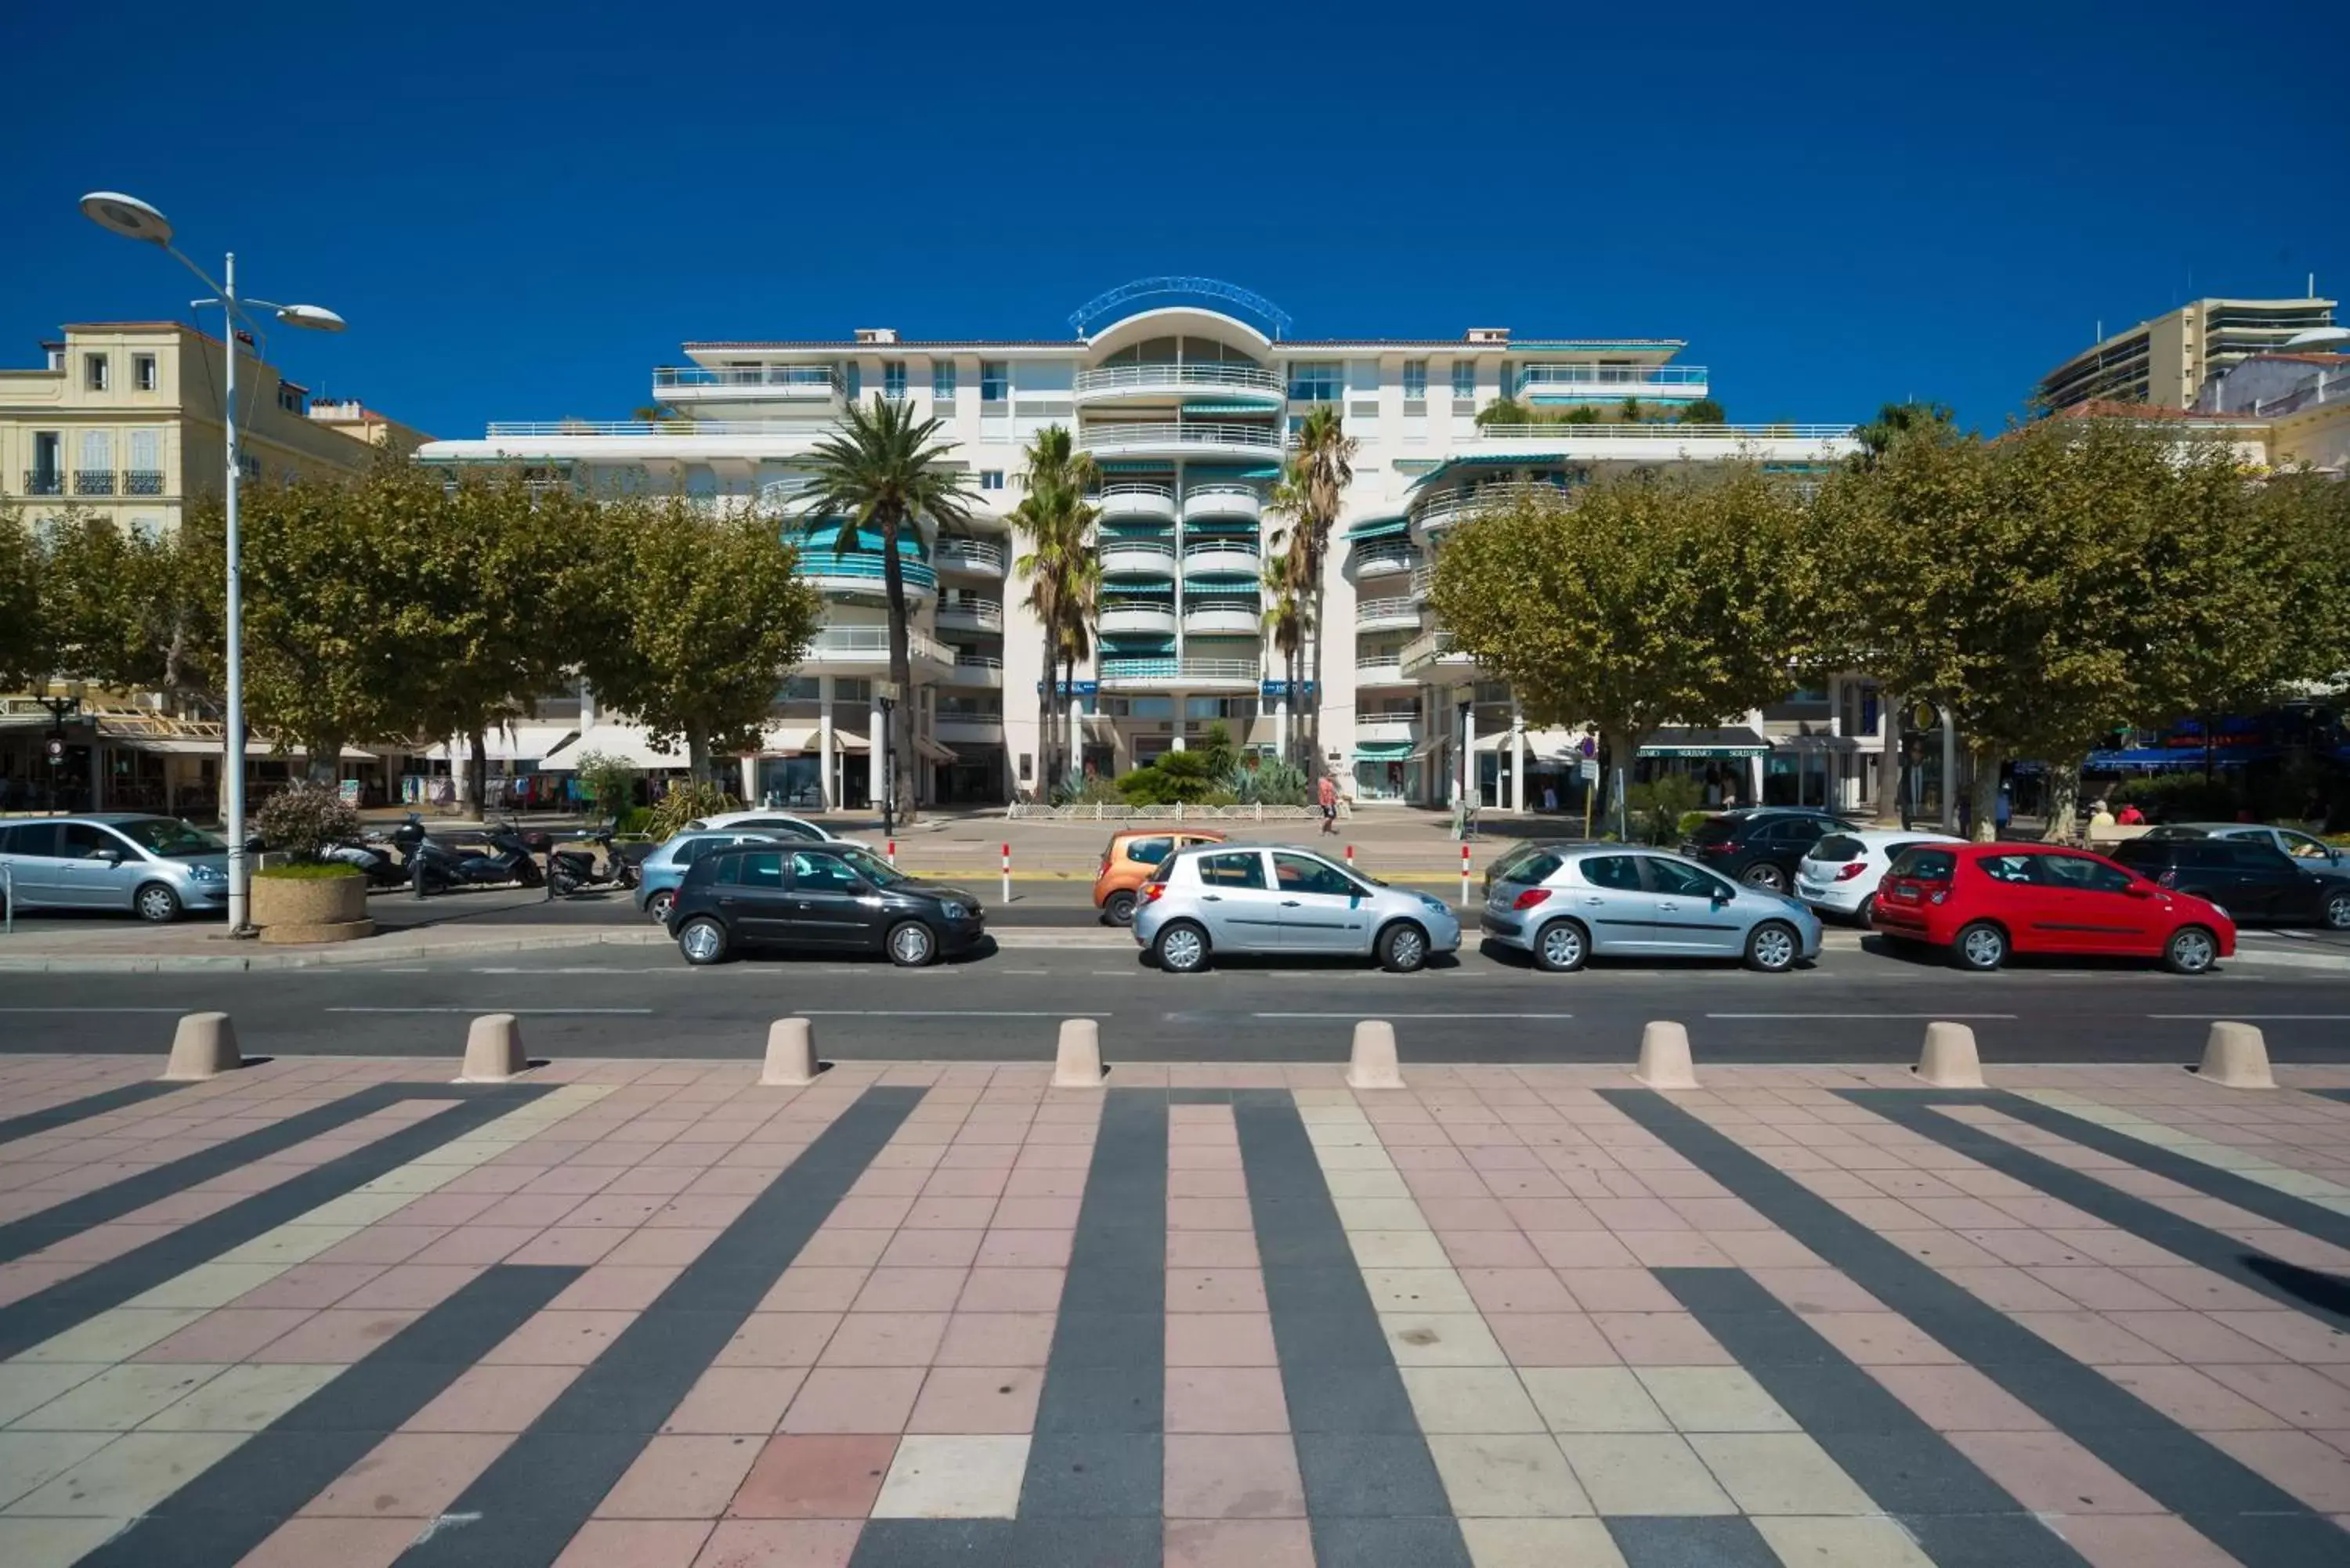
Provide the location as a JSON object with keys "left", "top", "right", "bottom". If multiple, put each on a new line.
{"left": 2124, "top": 882, "right": 2156, "bottom": 898}
{"left": 92, "top": 847, "right": 124, "bottom": 865}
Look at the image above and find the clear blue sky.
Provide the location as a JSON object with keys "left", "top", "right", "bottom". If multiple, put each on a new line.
{"left": 13, "top": 1, "right": 2345, "bottom": 442}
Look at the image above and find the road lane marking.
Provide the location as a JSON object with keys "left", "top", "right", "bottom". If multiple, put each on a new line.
{"left": 795, "top": 1009, "right": 1108, "bottom": 1017}
{"left": 1704, "top": 1012, "right": 2019, "bottom": 1020}
{"left": 2145, "top": 1013, "right": 2350, "bottom": 1021}
{"left": 0, "top": 1007, "right": 190, "bottom": 1013}
{"left": 1253, "top": 1010, "right": 1574, "bottom": 1020}
{"left": 324, "top": 1006, "right": 654, "bottom": 1015}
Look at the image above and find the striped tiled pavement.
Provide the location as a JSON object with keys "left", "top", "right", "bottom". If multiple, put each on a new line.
{"left": 0, "top": 1053, "right": 2347, "bottom": 1566}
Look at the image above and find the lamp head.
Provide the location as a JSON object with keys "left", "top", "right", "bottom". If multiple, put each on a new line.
{"left": 79, "top": 191, "right": 173, "bottom": 245}
{"left": 276, "top": 305, "right": 346, "bottom": 333}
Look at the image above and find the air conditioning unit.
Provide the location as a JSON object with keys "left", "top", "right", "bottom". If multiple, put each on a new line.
{"left": 1465, "top": 327, "right": 1510, "bottom": 345}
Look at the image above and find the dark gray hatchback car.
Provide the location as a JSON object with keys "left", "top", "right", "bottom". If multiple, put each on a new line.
{"left": 667, "top": 840, "right": 986, "bottom": 966}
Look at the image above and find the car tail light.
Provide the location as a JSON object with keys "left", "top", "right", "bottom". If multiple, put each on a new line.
{"left": 1512, "top": 887, "right": 1552, "bottom": 911}
{"left": 1141, "top": 881, "right": 1166, "bottom": 903}
{"left": 1834, "top": 862, "right": 1867, "bottom": 882}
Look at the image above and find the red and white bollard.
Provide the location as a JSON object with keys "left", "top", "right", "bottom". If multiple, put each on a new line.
{"left": 1344, "top": 844, "right": 1355, "bottom": 869}
{"left": 886, "top": 840, "right": 897, "bottom": 868}
{"left": 1460, "top": 843, "right": 1473, "bottom": 909}
{"left": 1001, "top": 843, "right": 1012, "bottom": 907}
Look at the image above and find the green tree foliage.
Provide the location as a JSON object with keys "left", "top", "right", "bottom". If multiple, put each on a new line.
{"left": 0, "top": 502, "right": 45, "bottom": 692}
{"left": 255, "top": 781, "right": 362, "bottom": 862}
{"left": 574, "top": 493, "right": 823, "bottom": 784}
{"left": 1677, "top": 398, "right": 1726, "bottom": 425}
{"left": 1426, "top": 470, "right": 1820, "bottom": 811}
{"left": 32, "top": 507, "right": 219, "bottom": 706}
{"left": 1267, "top": 404, "right": 1354, "bottom": 766}
{"left": 569, "top": 750, "right": 641, "bottom": 822}
{"left": 1115, "top": 749, "right": 1217, "bottom": 804}
{"left": 1010, "top": 425, "right": 1099, "bottom": 787}
{"left": 800, "top": 398, "right": 979, "bottom": 821}
{"left": 645, "top": 778, "right": 740, "bottom": 840}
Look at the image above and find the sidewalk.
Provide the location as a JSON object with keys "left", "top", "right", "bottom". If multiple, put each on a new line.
{"left": 0, "top": 1050, "right": 2345, "bottom": 1566}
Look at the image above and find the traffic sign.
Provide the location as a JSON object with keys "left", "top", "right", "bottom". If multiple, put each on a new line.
{"left": 1578, "top": 757, "right": 1599, "bottom": 783}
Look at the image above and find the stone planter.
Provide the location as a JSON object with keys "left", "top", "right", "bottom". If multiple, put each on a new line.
{"left": 251, "top": 868, "right": 374, "bottom": 945}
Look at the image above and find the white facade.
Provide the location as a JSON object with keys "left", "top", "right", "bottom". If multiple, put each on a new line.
{"left": 420, "top": 292, "right": 1865, "bottom": 810}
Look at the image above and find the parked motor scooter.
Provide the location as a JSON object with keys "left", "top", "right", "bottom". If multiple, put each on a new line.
{"left": 548, "top": 830, "right": 641, "bottom": 897}
{"left": 320, "top": 832, "right": 408, "bottom": 888}
{"left": 394, "top": 815, "right": 543, "bottom": 894}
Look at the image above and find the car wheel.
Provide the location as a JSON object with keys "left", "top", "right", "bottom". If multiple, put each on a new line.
{"left": 134, "top": 882, "right": 183, "bottom": 923}
{"left": 2325, "top": 891, "right": 2350, "bottom": 931}
{"left": 887, "top": 920, "right": 938, "bottom": 968}
{"left": 1378, "top": 921, "right": 1430, "bottom": 974}
{"left": 1952, "top": 920, "right": 2008, "bottom": 972}
{"left": 645, "top": 889, "right": 674, "bottom": 925}
{"left": 677, "top": 916, "right": 728, "bottom": 966}
{"left": 1102, "top": 890, "right": 1137, "bottom": 927}
{"left": 2164, "top": 925, "right": 2218, "bottom": 976}
{"left": 1745, "top": 919, "right": 1800, "bottom": 972}
{"left": 1741, "top": 864, "right": 1789, "bottom": 894}
{"left": 1154, "top": 920, "right": 1209, "bottom": 974}
{"left": 1854, "top": 893, "right": 1876, "bottom": 930}
{"left": 1534, "top": 919, "right": 1589, "bottom": 973}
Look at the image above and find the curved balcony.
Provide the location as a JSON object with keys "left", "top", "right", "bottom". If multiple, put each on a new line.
{"left": 803, "top": 624, "right": 951, "bottom": 670}
{"left": 653, "top": 365, "right": 841, "bottom": 406}
{"left": 1184, "top": 598, "right": 1263, "bottom": 637}
{"left": 797, "top": 552, "right": 937, "bottom": 602}
{"left": 1096, "top": 482, "right": 1178, "bottom": 526}
{"left": 935, "top": 598, "right": 1003, "bottom": 634}
{"left": 945, "top": 655, "right": 1003, "bottom": 688}
{"left": 1077, "top": 421, "right": 1285, "bottom": 463}
{"left": 1356, "top": 596, "right": 1421, "bottom": 634}
{"left": 1180, "top": 538, "right": 1262, "bottom": 581}
{"left": 1073, "top": 362, "right": 1285, "bottom": 408}
{"left": 1098, "top": 656, "right": 1260, "bottom": 692}
{"left": 1180, "top": 484, "right": 1264, "bottom": 525}
{"left": 1098, "top": 600, "right": 1180, "bottom": 638}
{"left": 934, "top": 537, "right": 1008, "bottom": 577}
{"left": 1098, "top": 538, "right": 1178, "bottom": 580}
{"left": 1411, "top": 493, "right": 1484, "bottom": 535}
{"left": 1354, "top": 655, "right": 1412, "bottom": 688}
{"left": 1350, "top": 542, "right": 1418, "bottom": 580}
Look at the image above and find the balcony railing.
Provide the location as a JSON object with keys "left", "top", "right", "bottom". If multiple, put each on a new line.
{"left": 936, "top": 599, "right": 1004, "bottom": 630}
{"left": 1352, "top": 543, "right": 1418, "bottom": 576}
{"left": 1182, "top": 537, "right": 1261, "bottom": 561}
{"left": 1412, "top": 493, "right": 1485, "bottom": 533}
{"left": 21, "top": 471, "right": 62, "bottom": 497}
{"left": 1076, "top": 421, "right": 1286, "bottom": 456}
{"left": 1357, "top": 596, "right": 1420, "bottom": 627}
{"left": 946, "top": 655, "right": 1004, "bottom": 687}
{"left": 483, "top": 420, "right": 825, "bottom": 437}
{"left": 1355, "top": 656, "right": 1407, "bottom": 683}
{"left": 1181, "top": 483, "right": 1263, "bottom": 520}
{"left": 1099, "top": 656, "right": 1261, "bottom": 686}
{"left": 124, "top": 470, "right": 165, "bottom": 496}
{"left": 1401, "top": 628, "right": 1477, "bottom": 673}
{"left": 1074, "top": 363, "right": 1283, "bottom": 396}
{"left": 653, "top": 365, "right": 841, "bottom": 392}
{"left": 1471, "top": 422, "right": 1854, "bottom": 442}
{"left": 73, "top": 470, "right": 116, "bottom": 496}
{"left": 805, "top": 624, "right": 951, "bottom": 665}
{"left": 1098, "top": 540, "right": 1180, "bottom": 573}
{"left": 797, "top": 552, "right": 939, "bottom": 594}
{"left": 934, "top": 537, "right": 1007, "bottom": 574}
{"left": 1517, "top": 364, "right": 1709, "bottom": 388}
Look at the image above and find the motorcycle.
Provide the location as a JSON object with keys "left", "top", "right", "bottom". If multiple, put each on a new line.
{"left": 548, "top": 830, "right": 641, "bottom": 897}
{"left": 320, "top": 832, "right": 408, "bottom": 889}
{"left": 393, "top": 815, "right": 544, "bottom": 893}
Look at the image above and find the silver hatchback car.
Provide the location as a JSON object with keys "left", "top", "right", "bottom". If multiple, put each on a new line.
{"left": 1133, "top": 842, "right": 1463, "bottom": 974}
{"left": 0, "top": 815, "right": 231, "bottom": 922}
{"left": 1480, "top": 844, "right": 1821, "bottom": 972}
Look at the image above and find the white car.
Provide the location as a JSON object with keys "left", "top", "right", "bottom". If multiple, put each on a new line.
{"left": 1796, "top": 827, "right": 1965, "bottom": 926}
{"left": 678, "top": 810, "right": 851, "bottom": 843}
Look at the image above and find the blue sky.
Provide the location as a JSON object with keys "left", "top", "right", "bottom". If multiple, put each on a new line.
{"left": 12, "top": 2, "right": 2344, "bottom": 441}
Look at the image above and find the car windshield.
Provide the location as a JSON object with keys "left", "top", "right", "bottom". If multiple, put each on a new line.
{"left": 110, "top": 818, "right": 226, "bottom": 857}
{"left": 834, "top": 847, "right": 908, "bottom": 887}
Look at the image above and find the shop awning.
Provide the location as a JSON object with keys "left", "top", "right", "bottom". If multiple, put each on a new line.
{"left": 110, "top": 734, "right": 377, "bottom": 762}
{"left": 757, "top": 725, "right": 868, "bottom": 756}
{"left": 1180, "top": 401, "right": 1272, "bottom": 416}
{"left": 1353, "top": 740, "right": 1415, "bottom": 761}
{"left": 1638, "top": 726, "right": 1769, "bottom": 759}
{"left": 1773, "top": 732, "right": 1860, "bottom": 753}
{"left": 537, "top": 726, "right": 690, "bottom": 771}
{"left": 910, "top": 736, "right": 956, "bottom": 764}
{"left": 424, "top": 724, "right": 580, "bottom": 764}
{"left": 1345, "top": 515, "right": 1409, "bottom": 540}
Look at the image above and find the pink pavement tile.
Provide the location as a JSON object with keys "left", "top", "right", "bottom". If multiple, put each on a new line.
{"left": 664, "top": 1368, "right": 811, "bottom": 1435}
{"left": 1612, "top": 1231, "right": 1734, "bottom": 1267}
{"left": 405, "top": 1363, "right": 583, "bottom": 1433}
{"left": 604, "top": 1227, "right": 726, "bottom": 1268}
{"left": 505, "top": 1227, "right": 631, "bottom": 1267}
{"left": 406, "top": 1227, "right": 545, "bottom": 1266}
{"left": 135, "top": 1307, "right": 317, "bottom": 1363}
{"left": 956, "top": 1268, "right": 1066, "bottom": 1313}
{"left": 935, "top": 1312, "right": 1058, "bottom": 1367}
{"left": 850, "top": 1270, "right": 969, "bottom": 1313}
{"left": 1524, "top": 1230, "right": 1640, "bottom": 1270}
{"left": 1434, "top": 1230, "right": 1544, "bottom": 1269}
{"left": 815, "top": 1312, "right": 949, "bottom": 1367}
{"left": 1166, "top": 1367, "right": 1291, "bottom": 1434}
{"left": 1168, "top": 1313, "right": 1279, "bottom": 1367}
{"left": 2006, "top": 1312, "right": 2185, "bottom": 1366}
{"left": 595, "top": 1434, "right": 767, "bottom": 1519}
{"left": 2026, "top": 1266, "right": 2183, "bottom": 1313}
{"left": 1413, "top": 1197, "right": 1516, "bottom": 1230}
{"left": 794, "top": 1230, "right": 895, "bottom": 1269}
{"left": 1554, "top": 1269, "right": 1679, "bottom": 1313}
{"left": 2205, "top": 1362, "right": 2350, "bottom": 1428}
{"left": 1005, "top": 1167, "right": 1091, "bottom": 1198}
{"left": 1943, "top": 1429, "right": 2167, "bottom": 1514}
{"left": 552, "top": 1519, "right": 717, "bottom": 1568}
{"left": 227, "top": 1263, "right": 388, "bottom": 1310}
{"left": 2104, "top": 1310, "right": 2294, "bottom": 1365}
{"left": 1163, "top": 1519, "right": 1318, "bottom": 1567}
{"left": 989, "top": 1197, "right": 1080, "bottom": 1228}
{"left": 1871, "top": 1365, "right": 2055, "bottom": 1432}
{"left": 1799, "top": 1311, "right": 1961, "bottom": 1366}
{"left": 1486, "top": 1313, "right": 1623, "bottom": 1366}
{"left": 300, "top": 1432, "right": 512, "bottom": 1518}
{"left": 906, "top": 1366, "right": 1045, "bottom": 1434}
{"left": 2207, "top": 1310, "right": 2350, "bottom": 1363}
{"left": 649, "top": 1194, "right": 759, "bottom": 1229}
{"left": 2043, "top": 1514, "right": 2242, "bottom": 1568}
{"left": 2106, "top": 1366, "right": 2292, "bottom": 1432}
{"left": 483, "top": 1310, "right": 646, "bottom": 1366}
{"left": 1166, "top": 1231, "right": 1260, "bottom": 1270}
{"left": 690, "top": 1518, "right": 862, "bottom": 1568}
{"left": 879, "top": 1229, "right": 987, "bottom": 1268}
{"left": 2200, "top": 1429, "right": 2350, "bottom": 1510}
{"left": 336, "top": 1263, "right": 485, "bottom": 1313}
{"left": 1167, "top": 1198, "right": 1256, "bottom": 1230}
{"left": 1163, "top": 1433, "right": 1307, "bottom": 1519}
{"left": 1459, "top": 1268, "right": 1578, "bottom": 1315}
{"left": 759, "top": 1268, "right": 872, "bottom": 1313}
{"left": 973, "top": 1230, "right": 1073, "bottom": 1269}
{"left": 778, "top": 1371, "right": 924, "bottom": 1435}
{"left": 1589, "top": 1311, "right": 1736, "bottom": 1366}
{"left": 236, "top": 1516, "right": 428, "bottom": 1568}
{"left": 1167, "top": 1169, "right": 1249, "bottom": 1199}
{"left": 1166, "top": 1270, "right": 1268, "bottom": 1313}
{"left": 716, "top": 1313, "right": 844, "bottom": 1367}
{"left": 825, "top": 1196, "right": 916, "bottom": 1230}
{"left": 551, "top": 1265, "right": 686, "bottom": 1313}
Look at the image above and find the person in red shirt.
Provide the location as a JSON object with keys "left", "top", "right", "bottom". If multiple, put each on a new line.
{"left": 2117, "top": 801, "right": 2146, "bottom": 826}
{"left": 1317, "top": 773, "right": 1339, "bottom": 834}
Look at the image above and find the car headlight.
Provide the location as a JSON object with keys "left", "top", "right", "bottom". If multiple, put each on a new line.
{"left": 190, "top": 864, "right": 224, "bottom": 882}
{"left": 1419, "top": 895, "right": 1451, "bottom": 916}
{"left": 938, "top": 901, "right": 967, "bottom": 922}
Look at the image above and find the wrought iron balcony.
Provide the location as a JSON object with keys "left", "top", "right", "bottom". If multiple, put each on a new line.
{"left": 21, "top": 471, "right": 63, "bottom": 497}
{"left": 124, "top": 470, "right": 166, "bottom": 496}
{"left": 73, "top": 470, "right": 116, "bottom": 496}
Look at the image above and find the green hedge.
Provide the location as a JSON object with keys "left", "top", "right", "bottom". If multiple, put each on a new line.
{"left": 255, "top": 862, "right": 362, "bottom": 880}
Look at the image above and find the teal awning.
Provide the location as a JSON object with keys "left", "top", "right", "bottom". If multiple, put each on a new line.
{"left": 1095, "top": 460, "right": 1173, "bottom": 474}
{"left": 1181, "top": 401, "right": 1276, "bottom": 415}
{"left": 1186, "top": 463, "right": 1284, "bottom": 480}
{"left": 1405, "top": 453, "right": 1572, "bottom": 491}
{"left": 1345, "top": 515, "right": 1408, "bottom": 540}
{"left": 1354, "top": 741, "right": 1414, "bottom": 760}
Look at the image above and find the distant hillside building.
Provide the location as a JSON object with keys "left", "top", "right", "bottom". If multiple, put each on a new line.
{"left": 2037, "top": 297, "right": 2337, "bottom": 413}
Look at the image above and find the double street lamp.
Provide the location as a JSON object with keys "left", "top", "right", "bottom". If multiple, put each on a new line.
{"left": 78, "top": 192, "right": 345, "bottom": 934}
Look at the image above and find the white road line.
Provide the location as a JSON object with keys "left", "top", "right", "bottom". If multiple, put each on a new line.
{"left": 1254, "top": 1010, "right": 1574, "bottom": 1020}
{"left": 324, "top": 1006, "right": 655, "bottom": 1015}
{"left": 792, "top": 1009, "right": 1108, "bottom": 1018}
{"left": 1704, "top": 1011, "right": 2019, "bottom": 1020}
{"left": 2145, "top": 1013, "right": 2350, "bottom": 1021}
{"left": 0, "top": 1006, "right": 191, "bottom": 1013}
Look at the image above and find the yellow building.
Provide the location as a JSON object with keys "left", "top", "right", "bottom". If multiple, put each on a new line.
{"left": 0, "top": 321, "right": 426, "bottom": 538}
{"left": 2037, "top": 297, "right": 2337, "bottom": 412}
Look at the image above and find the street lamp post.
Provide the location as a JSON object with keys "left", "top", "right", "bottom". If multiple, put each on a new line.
{"left": 79, "top": 193, "right": 345, "bottom": 934}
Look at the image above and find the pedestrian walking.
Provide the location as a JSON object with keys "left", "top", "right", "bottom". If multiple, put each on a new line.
{"left": 1317, "top": 772, "right": 1339, "bottom": 835}
{"left": 1994, "top": 783, "right": 2012, "bottom": 837}
{"left": 2088, "top": 798, "right": 2116, "bottom": 829}
{"left": 2117, "top": 800, "right": 2146, "bottom": 826}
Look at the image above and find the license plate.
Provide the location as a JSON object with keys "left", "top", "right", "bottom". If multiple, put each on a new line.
{"left": 1797, "top": 880, "right": 1824, "bottom": 897}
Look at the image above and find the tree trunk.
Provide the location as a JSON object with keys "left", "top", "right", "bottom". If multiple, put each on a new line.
{"left": 1039, "top": 623, "right": 1059, "bottom": 793}
{"left": 879, "top": 513, "right": 916, "bottom": 826}
{"left": 687, "top": 732, "right": 711, "bottom": 789}
{"left": 1600, "top": 724, "right": 1638, "bottom": 836}
{"left": 466, "top": 725, "right": 490, "bottom": 818}
{"left": 1307, "top": 578, "right": 1326, "bottom": 774}
{"left": 1968, "top": 743, "right": 2005, "bottom": 843}
{"left": 2046, "top": 757, "right": 2084, "bottom": 845}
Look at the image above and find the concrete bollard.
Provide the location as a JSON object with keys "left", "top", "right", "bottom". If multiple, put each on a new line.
{"left": 1053, "top": 1018, "right": 1104, "bottom": 1088}
{"left": 1914, "top": 1021, "right": 1985, "bottom": 1088}
{"left": 457, "top": 1013, "right": 529, "bottom": 1083}
{"left": 761, "top": 1018, "right": 819, "bottom": 1087}
{"left": 162, "top": 1012, "right": 241, "bottom": 1081}
{"left": 1346, "top": 1020, "right": 1405, "bottom": 1089}
{"left": 2196, "top": 1021, "right": 2275, "bottom": 1089}
{"left": 1635, "top": 1021, "right": 1698, "bottom": 1089}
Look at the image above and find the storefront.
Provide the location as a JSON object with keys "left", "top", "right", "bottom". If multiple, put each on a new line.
{"left": 1351, "top": 741, "right": 1420, "bottom": 804}
{"left": 1636, "top": 728, "right": 1770, "bottom": 807}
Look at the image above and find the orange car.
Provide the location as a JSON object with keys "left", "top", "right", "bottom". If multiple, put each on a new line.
{"left": 1094, "top": 829, "right": 1227, "bottom": 925}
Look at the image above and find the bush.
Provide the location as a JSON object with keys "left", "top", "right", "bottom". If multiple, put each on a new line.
{"left": 615, "top": 806, "right": 656, "bottom": 837}
{"left": 571, "top": 750, "right": 640, "bottom": 822}
{"left": 255, "top": 861, "right": 360, "bottom": 880}
{"left": 1220, "top": 755, "right": 1311, "bottom": 806}
{"left": 1117, "top": 751, "right": 1217, "bottom": 805}
{"left": 255, "top": 783, "right": 361, "bottom": 862}
{"left": 645, "top": 779, "right": 739, "bottom": 840}
{"left": 2106, "top": 774, "right": 2240, "bottom": 822}
{"left": 1625, "top": 775, "right": 1703, "bottom": 845}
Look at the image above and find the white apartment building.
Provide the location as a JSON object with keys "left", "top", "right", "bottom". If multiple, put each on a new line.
{"left": 420, "top": 281, "right": 1872, "bottom": 812}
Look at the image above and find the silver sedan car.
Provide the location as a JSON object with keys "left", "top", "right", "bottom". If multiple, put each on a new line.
{"left": 1133, "top": 843, "right": 1463, "bottom": 974}
{"left": 1480, "top": 844, "right": 1821, "bottom": 972}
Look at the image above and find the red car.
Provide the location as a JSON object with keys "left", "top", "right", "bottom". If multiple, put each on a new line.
{"left": 1874, "top": 842, "right": 2234, "bottom": 974}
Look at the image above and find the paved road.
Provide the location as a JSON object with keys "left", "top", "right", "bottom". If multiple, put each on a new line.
{"left": 4, "top": 933, "right": 2347, "bottom": 1064}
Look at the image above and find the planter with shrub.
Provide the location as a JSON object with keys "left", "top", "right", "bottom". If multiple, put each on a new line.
{"left": 251, "top": 785, "right": 374, "bottom": 943}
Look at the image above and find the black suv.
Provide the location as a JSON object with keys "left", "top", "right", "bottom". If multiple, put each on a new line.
{"left": 2107, "top": 836, "right": 2350, "bottom": 930}
{"left": 1682, "top": 808, "right": 1860, "bottom": 894}
{"left": 668, "top": 841, "right": 987, "bottom": 966}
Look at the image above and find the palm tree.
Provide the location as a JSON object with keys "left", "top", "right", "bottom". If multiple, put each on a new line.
{"left": 1009, "top": 426, "right": 1100, "bottom": 789}
{"left": 1260, "top": 548, "right": 1311, "bottom": 767}
{"left": 1267, "top": 405, "right": 1355, "bottom": 771}
{"left": 799, "top": 398, "right": 978, "bottom": 823}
